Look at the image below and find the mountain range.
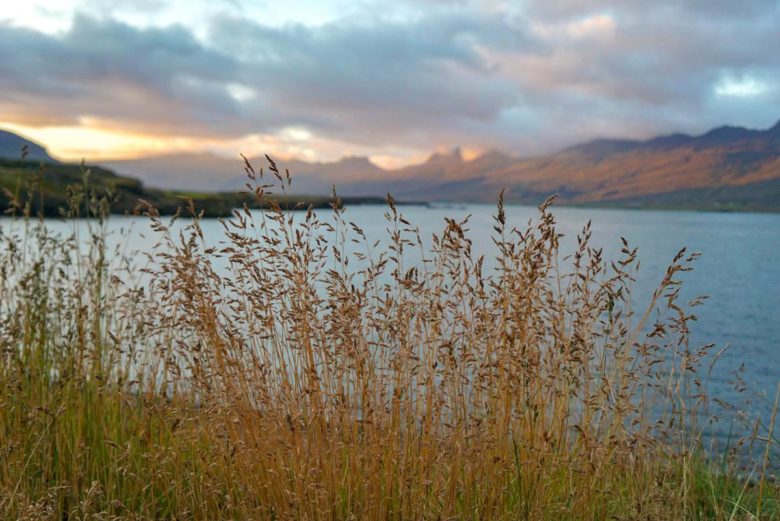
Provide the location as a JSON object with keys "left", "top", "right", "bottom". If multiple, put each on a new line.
{"left": 3, "top": 120, "right": 780, "bottom": 211}
{"left": 0, "top": 130, "right": 58, "bottom": 163}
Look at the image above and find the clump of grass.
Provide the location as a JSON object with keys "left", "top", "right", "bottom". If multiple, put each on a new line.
{"left": 0, "top": 156, "right": 777, "bottom": 520}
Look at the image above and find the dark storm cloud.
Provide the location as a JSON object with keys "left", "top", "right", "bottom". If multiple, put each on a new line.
{"left": 1, "top": 0, "right": 779, "bottom": 153}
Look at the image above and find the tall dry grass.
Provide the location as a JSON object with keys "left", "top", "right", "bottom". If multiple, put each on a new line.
{"left": 0, "top": 157, "right": 777, "bottom": 520}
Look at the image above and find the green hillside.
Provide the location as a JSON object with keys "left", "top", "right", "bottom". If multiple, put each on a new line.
{"left": 0, "top": 158, "right": 388, "bottom": 218}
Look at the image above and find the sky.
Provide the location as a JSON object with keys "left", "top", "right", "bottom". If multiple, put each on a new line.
{"left": 1, "top": 0, "right": 779, "bottom": 166}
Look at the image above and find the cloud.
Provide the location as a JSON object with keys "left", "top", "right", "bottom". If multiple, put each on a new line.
{"left": 1, "top": 0, "right": 779, "bottom": 161}
{"left": 205, "top": 11, "right": 529, "bottom": 143}
{"left": 524, "top": 0, "right": 779, "bottom": 21}
{"left": 0, "top": 16, "right": 242, "bottom": 134}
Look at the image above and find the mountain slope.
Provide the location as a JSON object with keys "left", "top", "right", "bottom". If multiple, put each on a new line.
{"left": 0, "top": 130, "right": 57, "bottom": 163}
{"left": 104, "top": 153, "right": 388, "bottom": 193}
{"left": 0, "top": 158, "right": 388, "bottom": 217}
{"left": 5, "top": 120, "right": 780, "bottom": 211}
{"left": 106, "top": 147, "right": 518, "bottom": 198}
{"left": 478, "top": 120, "right": 780, "bottom": 206}
{"left": 104, "top": 153, "right": 245, "bottom": 190}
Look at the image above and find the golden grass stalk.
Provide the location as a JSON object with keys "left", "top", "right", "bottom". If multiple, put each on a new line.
{"left": 0, "top": 157, "right": 776, "bottom": 520}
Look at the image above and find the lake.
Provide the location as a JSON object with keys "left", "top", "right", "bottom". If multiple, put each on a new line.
{"left": 3, "top": 203, "right": 779, "bottom": 444}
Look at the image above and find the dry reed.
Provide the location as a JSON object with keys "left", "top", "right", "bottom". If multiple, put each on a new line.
{"left": 0, "top": 157, "right": 777, "bottom": 520}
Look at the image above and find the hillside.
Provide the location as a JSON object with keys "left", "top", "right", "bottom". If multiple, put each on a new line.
{"left": 0, "top": 157, "right": 389, "bottom": 218}
{"left": 0, "top": 130, "right": 58, "bottom": 163}
{"left": 345, "top": 120, "right": 780, "bottom": 210}
{"left": 476, "top": 120, "right": 780, "bottom": 210}
{"left": 101, "top": 120, "right": 780, "bottom": 212}
{"left": 4, "top": 120, "right": 780, "bottom": 212}
{"left": 104, "top": 154, "right": 389, "bottom": 193}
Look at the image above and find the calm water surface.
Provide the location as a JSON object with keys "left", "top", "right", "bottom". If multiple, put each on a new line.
{"left": 3, "top": 204, "right": 779, "bottom": 441}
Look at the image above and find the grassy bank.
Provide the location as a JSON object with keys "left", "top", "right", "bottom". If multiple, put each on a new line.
{"left": 0, "top": 158, "right": 777, "bottom": 520}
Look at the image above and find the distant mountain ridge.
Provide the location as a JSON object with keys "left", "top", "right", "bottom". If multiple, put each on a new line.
{"left": 0, "top": 130, "right": 57, "bottom": 163}
{"left": 3, "top": 119, "right": 780, "bottom": 211}
{"left": 564, "top": 120, "right": 780, "bottom": 156}
{"left": 103, "top": 146, "right": 519, "bottom": 196}
{"left": 103, "top": 119, "right": 780, "bottom": 211}
{"left": 482, "top": 119, "right": 780, "bottom": 209}
{"left": 0, "top": 155, "right": 389, "bottom": 218}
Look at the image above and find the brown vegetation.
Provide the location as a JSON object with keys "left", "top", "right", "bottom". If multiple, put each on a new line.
{"left": 0, "top": 157, "right": 777, "bottom": 519}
